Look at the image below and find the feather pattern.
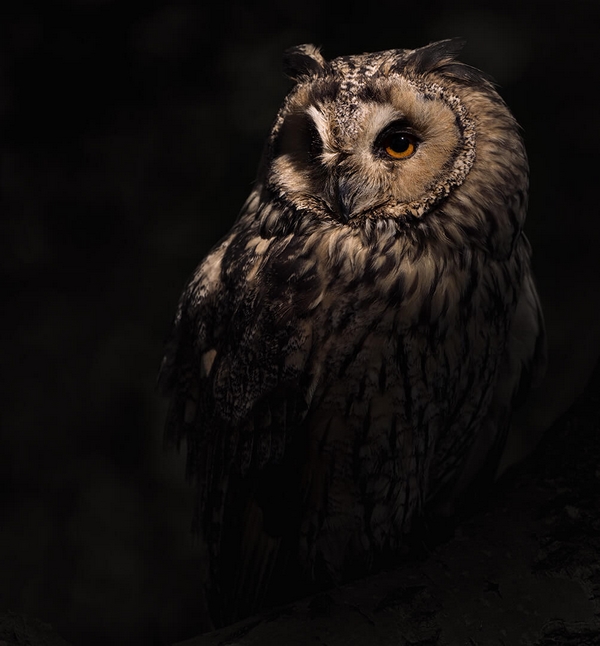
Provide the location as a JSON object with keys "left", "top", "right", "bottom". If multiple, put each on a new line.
{"left": 159, "top": 39, "right": 545, "bottom": 625}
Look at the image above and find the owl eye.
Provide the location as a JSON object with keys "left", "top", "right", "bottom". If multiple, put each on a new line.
{"left": 383, "top": 133, "right": 416, "bottom": 159}
{"left": 375, "top": 122, "right": 419, "bottom": 160}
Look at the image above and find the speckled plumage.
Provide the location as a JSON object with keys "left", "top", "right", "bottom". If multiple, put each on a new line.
{"left": 159, "top": 39, "right": 546, "bottom": 625}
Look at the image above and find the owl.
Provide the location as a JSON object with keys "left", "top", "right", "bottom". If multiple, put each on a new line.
{"left": 159, "top": 39, "right": 546, "bottom": 625}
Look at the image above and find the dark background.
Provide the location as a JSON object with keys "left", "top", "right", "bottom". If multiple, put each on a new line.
{"left": 2, "top": 1, "right": 599, "bottom": 644}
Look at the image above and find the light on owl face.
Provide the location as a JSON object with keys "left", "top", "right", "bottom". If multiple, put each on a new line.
{"left": 160, "top": 39, "right": 545, "bottom": 626}
{"left": 270, "top": 73, "right": 466, "bottom": 223}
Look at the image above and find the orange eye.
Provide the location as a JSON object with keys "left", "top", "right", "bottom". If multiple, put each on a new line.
{"left": 383, "top": 133, "right": 416, "bottom": 159}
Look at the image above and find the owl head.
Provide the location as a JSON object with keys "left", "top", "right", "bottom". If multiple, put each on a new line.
{"left": 256, "top": 39, "right": 528, "bottom": 256}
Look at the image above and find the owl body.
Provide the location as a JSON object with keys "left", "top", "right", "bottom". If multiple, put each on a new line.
{"left": 161, "top": 40, "right": 545, "bottom": 624}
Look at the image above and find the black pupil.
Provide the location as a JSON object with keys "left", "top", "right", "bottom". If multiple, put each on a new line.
{"left": 387, "top": 133, "right": 410, "bottom": 153}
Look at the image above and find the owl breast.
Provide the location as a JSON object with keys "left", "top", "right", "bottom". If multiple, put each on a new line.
{"left": 232, "top": 213, "right": 523, "bottom": 578}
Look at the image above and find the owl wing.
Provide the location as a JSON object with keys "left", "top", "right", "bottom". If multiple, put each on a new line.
{"left": 505, "top": 266, "right": 547, "bottom": 403}
{"left": 160, "top": 229, "right": 313, "bottom": 478}
{"left": 432, "top": 245, "right": 546, "bottom": 514}
{"left": 159, "top": 215, "right": 327, "bottom": 619}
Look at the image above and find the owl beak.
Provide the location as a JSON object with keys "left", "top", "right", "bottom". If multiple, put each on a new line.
{"left": 335, "top": 177, "right": 355, "bottom": 223}
{"left": 336, "top": 189, "right": 351, "bottom": 223}
{"left": 335, "top": 178, "right": 380, "bottom": 222}
{"left": 331, "top": 169, "right": 382, "bottom": 222}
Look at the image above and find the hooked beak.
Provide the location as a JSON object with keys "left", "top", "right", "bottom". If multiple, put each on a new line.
{"left": 331, "top": 174, "right": 383, "bottom": 223}
{"left": 335, "top": 179, "right": 353, "bottom": 223}
{"left": 324, "top": 156, "right": 388, "bottom": 223}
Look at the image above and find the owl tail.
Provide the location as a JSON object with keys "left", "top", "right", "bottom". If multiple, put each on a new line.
{"left": 207, "top": 466, "right": 304, "bottom": 626}
{"left": 232, "top": 497, "right": 284, "bottom": 614}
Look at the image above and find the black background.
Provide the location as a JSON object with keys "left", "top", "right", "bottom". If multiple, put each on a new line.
{"left": 2, "top": 1, "right": 600, "bottom": 644}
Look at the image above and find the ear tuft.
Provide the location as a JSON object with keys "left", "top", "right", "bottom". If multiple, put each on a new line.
{"left": 403, "top": 38, "right": 466, "bottom": 75}
{"left": 399, "top": 38, "right": 491, "bottom": 85}
{"left": 283, "top": 44, "right": 326, "bottom": 81}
